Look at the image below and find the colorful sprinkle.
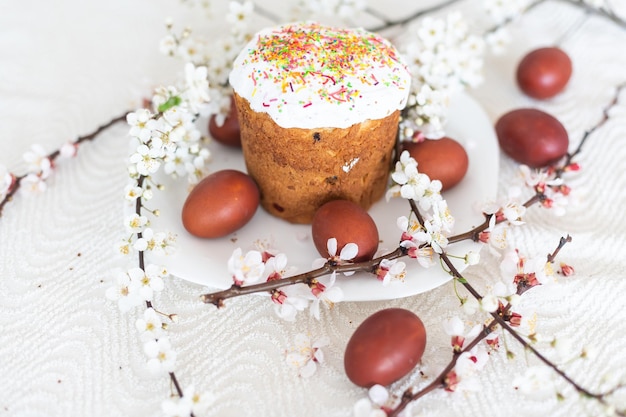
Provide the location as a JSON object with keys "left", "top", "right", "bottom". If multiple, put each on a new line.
{"left": 243, "top": 23, "right": 404, "bottom": 105}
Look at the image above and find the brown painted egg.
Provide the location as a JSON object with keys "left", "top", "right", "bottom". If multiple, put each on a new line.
{"left": 208, "top": 97, "right": 241, "bottom": 147}
{"left": 496, "top": 108, "right": 569, "bottom": 168}
{"left": 182, "top": 169, "right": 259, "bottom": 238}
{"left": 311, "top": 199, "right": 379, "bottom": 262}
{"left": 344, "top": 308, "right": 427, "bottom": 387}
{"left": 402, "top": 137, "right": 469, "bottom": 191}
{"left": 517, "top": 47, "right": 572, "bottom": 99}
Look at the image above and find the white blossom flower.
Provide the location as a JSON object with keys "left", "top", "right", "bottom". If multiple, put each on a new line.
{"left": 481, "top": 187, "right": 527, "bottom": 243}
{"left": 353, "top": 385, "right": 392, "bottom": 417}
{"left": 376, "top": 258, "right": 407, "bottom": 285}
{"left": 124, "top": 183, "right": 144, "bottom": 201}
{"left": 105, "top": 269, "right": 143, "bottom": 312}
{"left": 127, "top": 109, "right": 157, "bottom": 142}
{"left": 484, "top": 0, "right": 530, "bottom": 24}
{"left": 464, "top": 251, "right": 480, "bottom": 265}
{"left": 312, "top": 236, "right": 357, "bottom": 263}
{"left": 285, "top": 333, "right": 329, "bottom": 378}
{"left": 115, "top": 237, "right": 133, "bottom": 256}
{"left": 141, "top": 187, "right": 154, "bottom": 201}
{"left": 163, "top": 146, "right": 191, "bottom": 178}
{"left": 417, "top": 17, "right": 446, "bottom": 49}
{"left": 177, "top": 35, "right": 209, "bottom": 65}
{"left": 129, "top": 144, "right": 162, "bottom": 176}
{"left": 124, "top": 213, "right": 149, "bottom": 233}
{"left": 519, "top": 165, "right": 563, "bottom": 189}
{"left": 461, "top": 296, "right": 480, "bottom": 315}
{"left": 388, "top": 151, "right": 430, "bottom": 200}
{"left": 397, "top": 216, "right": 436, "bottom": 268}
{"left": 144, "top": 337, "right": 177, "bottom": 374}
{"left": 454, "top": 345, "right": 489, "bottom": 383}
{"left": 183, "top": 385, "right": 215, "bottom": 415}
{"left": 161, "top": 396, "right": 191, "bottom": 417}
{"left": 273, "top": 284, "right": 311, "bottom": 322}
{"left": 135, "top": 307, "right": 164, "bottom": 342}
{"left": 399, "top": 12, "right": 485, "bottom": 139}
{"left": 159, "top": 34, "right": 178, "bottom": 57}
{"left": 18, "top": 173, "right": 46, "bottom": 195}
{"left": 134, "top": 228, "right": 175, "bottom": 255}
{"left": 308, "top": 271, "right": 344, "bottom": 320}
{"left": 479, "top": 293, "right": 499, "bottom": 312}
{"left": 128, "top": 265, "right": 165, "bottom": 302}
{"left": 22, "top": 144, "right": 52, "bottom": 178}
{"left": 387, "top": 151, "right": 444, "bottom": 211}
{"left": 163, "top": 384, "right": 215, "bottom": 416}
{"left": 264, "top": 253, "right": 294, "bottom": 281}
{"left": 513, "top": 366, "right": 556, "bottom": 399}
{"left": 226, "top": 1, "right": 254, "bottom": 37}
{"left": 59, "top": 142, "right": 78, "bottom": 158}
{"left": 431, "top": 199, "right": 455, "bottom": 233}
{"left": 228, "top": 248, "right": 265, "bottom": 286}
{"left": 500, "top": 249, "right": 554, "bottom": 291}
{"left": 182, "top": 63, "right": 211, "bottom": 115}
{"left": 327, "top": 238, "right": 358, "bottom": 263}
{"left": 485, "top": 26, "right": 511, "bottom": 54}
{"left": 420, "top": 218, "right": 449, "bottom": 254}
{"left": 443, "top": 316, "right": 482, "bottom": 351}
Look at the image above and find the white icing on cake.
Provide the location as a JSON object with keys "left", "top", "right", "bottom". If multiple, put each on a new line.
{"left": 229, "top": 22, "right": 411, "bottom": 129}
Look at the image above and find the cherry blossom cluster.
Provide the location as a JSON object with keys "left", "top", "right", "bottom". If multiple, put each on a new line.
{"left": 482, "top": 0, "right": 531, "bottom": 53}
{"left": 285, "top": 332, "right": 330, "bottom": 377}
{"left": 354, "top": 237, "right": 582, "bottom": 416}
{"left": 227, "top": 237, "right": 355, "bottom": 321}
{"left": 160, "top": 1, "right": 256, "bottom": 128}
{"left": 439, "top": 245, "right": 582, "bottom": 397}
{"left": 126, "top": 63, "right": 211, "bottom": 184}
{"left": 105, "top": 62, "right": 213, "bottom": 417}
{"left": 397, "top": 12, "right": 485, "bottom": 140}
{"left": 386, "top": 150, "right": 459, "bottom": 260}
{"left": 0, "top": 142, "right": 78, "bottom": 204}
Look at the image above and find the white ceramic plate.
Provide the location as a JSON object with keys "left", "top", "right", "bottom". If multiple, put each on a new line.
{"left": 145, "top": 92, "right": 498, "bottom": 301}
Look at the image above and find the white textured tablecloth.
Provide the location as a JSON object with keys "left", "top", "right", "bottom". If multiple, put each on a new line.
{"left": 2, "top": 1, "right": 626, "bottom": 416}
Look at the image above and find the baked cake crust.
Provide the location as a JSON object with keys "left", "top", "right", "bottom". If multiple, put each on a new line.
{"left": 228, "top": 22, "right": 410, "bottom": 223}
{"left": 234, "top": 92, "right": 399, "bottom": 223}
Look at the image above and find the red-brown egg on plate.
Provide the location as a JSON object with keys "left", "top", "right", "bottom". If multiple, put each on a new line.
{"left": 344, "top": 308, "right": 427, "bottom": 387}
{"left": 182, "top": 169, "right": 259, "bottom": 238}
{"left": 495, "top": 108, "right": 569, "bottom": 168}
{"left": 208, "top": 97, "right": 241, "bottom": 147}
{"left": 517, "top": 47, "right": 572, "bottom": 99}
{"left": 311, "top": 199, "right": 379, "bottom": 262}
{"left": 402, "top": 137, "right": 469, "bottom": 191}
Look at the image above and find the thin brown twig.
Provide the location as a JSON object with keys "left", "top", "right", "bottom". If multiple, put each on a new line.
{"left": 559, "top": 82, "right": 626, "bottom": 172}
{"left": 169, "top": 373, "right": 197, "bottom": 417}
{"left": 0, "top": 112, "right": 129, "bottom": 216}
{"left": 200, "top": 247, "right": 405, "bottom": 306}
{"left": 388, "top": 317, "right": 499, "bottom": 416}
{"left": 390, "top": 235, "right": 626, "bottom": 416}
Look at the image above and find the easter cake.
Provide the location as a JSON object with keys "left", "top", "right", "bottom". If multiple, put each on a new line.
{"left": 229, "top": 22, "right": 411, "bottom": 224}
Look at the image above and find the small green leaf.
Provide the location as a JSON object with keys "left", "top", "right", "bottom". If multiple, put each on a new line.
{"left": 158, "top": 96, "right": 182, "bottom": 113}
